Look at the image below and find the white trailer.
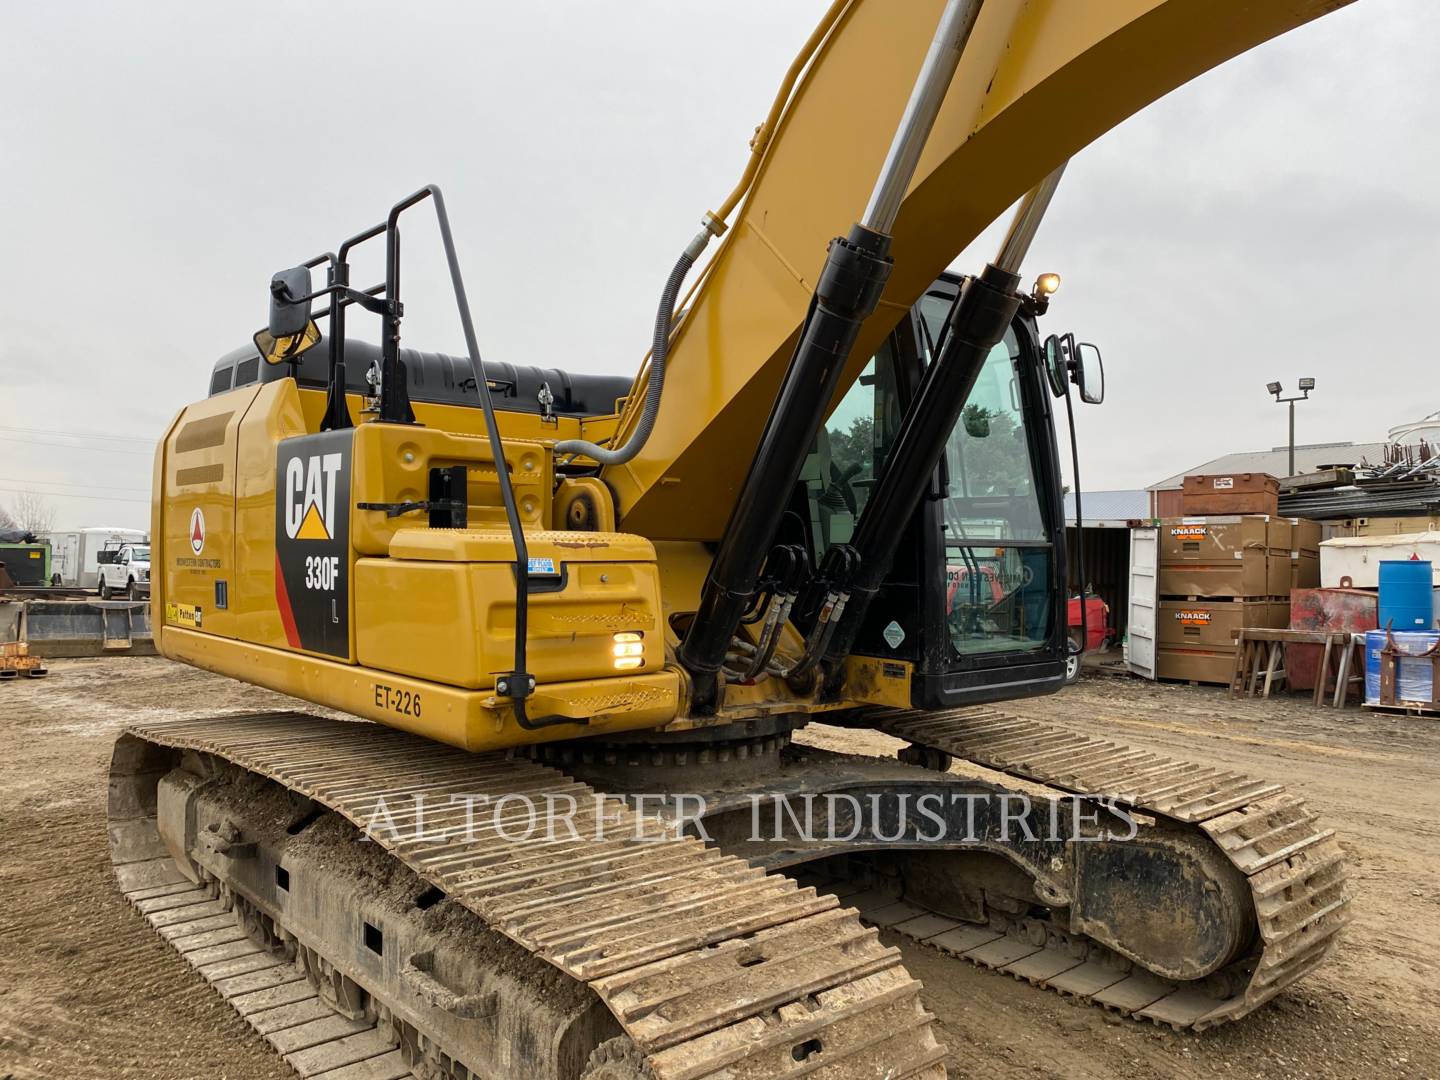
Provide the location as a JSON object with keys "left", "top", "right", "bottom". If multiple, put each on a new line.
{"left": 43, "top": 527, "right": 148, "bottom": 589}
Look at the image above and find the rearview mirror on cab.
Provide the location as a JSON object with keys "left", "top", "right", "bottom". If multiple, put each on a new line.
{"left": 1075, "top": 343, "right": 1104, "bottom": 404}
{"left": 1042, "top": 334, "right": 1067, "bottom": 398}
{"left": 254, "top": 266, "right": 320, "bottom": 365}
{"left": 1041, "top": 333, "right": 1104, "bottom": 404}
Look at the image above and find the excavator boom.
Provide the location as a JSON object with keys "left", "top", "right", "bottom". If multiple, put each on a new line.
{"left": 605, "top": 0, "right": 1352, "bottom": 539}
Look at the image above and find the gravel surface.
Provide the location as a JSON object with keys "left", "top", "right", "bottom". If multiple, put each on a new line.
{"left": 1, "top": 658, "right": 1437, "bottom": 1079}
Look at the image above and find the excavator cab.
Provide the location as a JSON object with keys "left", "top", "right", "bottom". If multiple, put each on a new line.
{"left": 797, "top": 272, "right": 1075, "bottom": 709}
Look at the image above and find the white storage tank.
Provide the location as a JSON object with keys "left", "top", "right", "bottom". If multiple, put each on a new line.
{"left": 1389, "top": 412, "right": 1440, "bottom": 449}
{"left": 1320, "top": 532, "right": 1440, "bottom": 628}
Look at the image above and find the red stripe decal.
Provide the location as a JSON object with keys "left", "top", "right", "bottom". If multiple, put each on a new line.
{"left": 274, "top": 553, "right": 301, "bottom": 648}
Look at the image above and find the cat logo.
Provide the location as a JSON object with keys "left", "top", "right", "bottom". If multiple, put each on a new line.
{"left": 284, "top": 453, "right": 344, "bottom": 542}
{"left": 275, "top": 432, "right": 351, "bottom": 660}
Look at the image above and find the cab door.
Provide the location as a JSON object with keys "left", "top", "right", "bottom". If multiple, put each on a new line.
{"left": 915, "top": 312, "right": 1069, "bottom": 706}
{"left": 821, "top": 281, "right": 1069, "bottom": 708}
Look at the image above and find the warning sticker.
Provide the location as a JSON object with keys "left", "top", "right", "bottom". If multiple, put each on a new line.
{"left": 882, "top": 621, "right": 906, "bottom": 649}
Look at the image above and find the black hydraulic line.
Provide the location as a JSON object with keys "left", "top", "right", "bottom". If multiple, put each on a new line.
{"left": 554, "top": 238, "right": 703, "bottom": 466}
{"left": 1063, "top": 366, "right": 1086, "bottom": 665}
{"left": 821, "top": 262, "right": 1021, "bottom": 673}
{"left": 678, "top": 223, "right": 893, "bottom": 712}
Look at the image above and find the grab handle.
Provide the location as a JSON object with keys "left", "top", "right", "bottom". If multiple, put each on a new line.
{"left": 401, "top": 952, "right": 497, "bottom": 1020}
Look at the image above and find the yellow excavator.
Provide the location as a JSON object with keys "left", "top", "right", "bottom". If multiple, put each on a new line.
{"left": 110, "top": 2, "right": 1355, "bottom": 1077}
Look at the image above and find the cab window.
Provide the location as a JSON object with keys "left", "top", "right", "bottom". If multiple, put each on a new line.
{"left": 920, "top": 293, "right": 1053, "bottom": 658}
{"left": 801, "top": 340, "right": 904, "bottom": 561}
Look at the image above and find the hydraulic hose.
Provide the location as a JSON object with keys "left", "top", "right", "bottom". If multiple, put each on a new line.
{"left": 553, "top": 3, "right": 852, "bottom": 467}
{"left": 554, "top": 230, "right": 708, "bottom": 466}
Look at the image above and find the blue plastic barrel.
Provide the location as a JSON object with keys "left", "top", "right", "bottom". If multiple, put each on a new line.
{"left": 1379, "top": 559, "right": 1434, "bottom": 631}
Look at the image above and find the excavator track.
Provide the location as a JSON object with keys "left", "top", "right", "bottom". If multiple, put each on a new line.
{"left": 108, "top": 712, "right": 948, "bottom": 1080}
{"left": 851, "top": 705, "right": 1352, "bottom": 1030}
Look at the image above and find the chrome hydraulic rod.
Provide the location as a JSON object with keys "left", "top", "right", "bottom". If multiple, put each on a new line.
{"left": 821, "top": 166, "right": 1072, "bottom": 677}
{"left": 994, "top": 162, "right": 1067, "bottom": 274}
{"left": 679, "top": 0, "right": 985, "bottom": 712}
{"left": 861, "top": 0, "right": 984, "bottom": 234}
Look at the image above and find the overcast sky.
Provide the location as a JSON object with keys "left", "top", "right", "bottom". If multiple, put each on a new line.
{"left": 2, "top": 0, "right": 1436, "bottom": 531}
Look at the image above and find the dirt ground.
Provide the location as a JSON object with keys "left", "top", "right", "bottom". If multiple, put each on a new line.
{"left": 1, "top": 659, "right": 1437, "bottom": 1079}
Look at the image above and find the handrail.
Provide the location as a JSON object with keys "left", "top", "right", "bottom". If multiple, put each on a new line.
{"left": 392, "top": 185, "right": 573, "bottom": 729}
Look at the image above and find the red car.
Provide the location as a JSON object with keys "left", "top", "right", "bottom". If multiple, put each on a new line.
{"left": 1068, "top": 594, "right": 1113, "bottom": 653}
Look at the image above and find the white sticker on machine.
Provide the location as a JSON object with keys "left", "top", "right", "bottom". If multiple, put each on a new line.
{"left": 882, "top": 621, "right": 906, "bottom": 649}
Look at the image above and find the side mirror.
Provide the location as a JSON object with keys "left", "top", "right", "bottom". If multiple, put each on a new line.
{"left": 254, "top": 266, "right": 320, "bottom": 365}
{"left": 1075, "top": 342, "right": 1105, "bottom": 404}
{"left": 1042, "top": 334, "right": 1067, "bottom": 398}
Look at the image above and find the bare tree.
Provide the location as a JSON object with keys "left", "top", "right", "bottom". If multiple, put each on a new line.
{"left": 0, "top": 503, "right": 15, "bottom": 530}
{"left": 8, "top": 491, "right": 56, "bottom": 535}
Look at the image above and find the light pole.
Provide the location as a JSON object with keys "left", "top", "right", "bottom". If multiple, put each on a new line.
{"left": 1266, "top": 378, "right": 1315, "bottom": 478}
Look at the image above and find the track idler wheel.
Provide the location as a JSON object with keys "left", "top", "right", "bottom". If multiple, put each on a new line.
{"left": 897, "top": 743, "right": 953, "bottom": 772}
{"left": 581, "top": 1036, "right": 654, "bottom": 1080}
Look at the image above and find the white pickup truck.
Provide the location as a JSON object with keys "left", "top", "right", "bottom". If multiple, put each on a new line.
{"left": 96, "top": 543, "right": 150, "bottom": 600}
